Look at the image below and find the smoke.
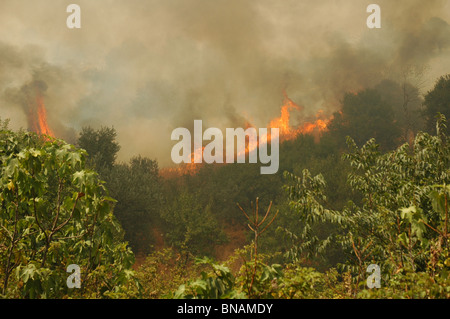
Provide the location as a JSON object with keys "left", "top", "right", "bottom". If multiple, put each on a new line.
{"left": 7, "top": 79, "right": 48, "bottom": 134}
{"left": 0, "top": 0, "right": 450, "bottom": 166}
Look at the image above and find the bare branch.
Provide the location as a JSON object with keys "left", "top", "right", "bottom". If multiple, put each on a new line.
{"left": 260, "top": 209, "right": 279, "bottom": 235}
{"left": 237, "top": 203, "right": 251, "bottom": 222}
{"left": 258, "top": 201, "right": 273, "bottom": 227}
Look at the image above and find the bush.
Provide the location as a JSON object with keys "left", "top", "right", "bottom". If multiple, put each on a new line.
{"left": 0, "top": 128, "right": 139, "bottom": 298}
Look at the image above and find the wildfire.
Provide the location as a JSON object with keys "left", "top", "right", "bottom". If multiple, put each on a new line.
{"left": 36, "top": 95, "right": 54, "bottom": 137}
{"left": 268, "top": 93, "right": 301, "bottom": 139}
{"left": 161, "top": 93, "right": 332, "bottom": 178}
{"left": 269, "top": 94, "right": 330, "bottom": 141}
{"left": 239, "top": 94, "right": 331, "bottom": 159}
{"left": 28, "top": 93, "right": 54, "bottom": 138}
{"left": 160, "top": 146, "right": 205, "bottom": 178}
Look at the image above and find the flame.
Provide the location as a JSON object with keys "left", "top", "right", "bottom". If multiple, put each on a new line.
{"left": 161, "top": 93, "right": 332, "bottom": 178}
{"left": 35, "top": 95, "right": 54, "bottom": 137}
{"left": 183, "top": 145, "right": 205, "bottom": 175}
{"left": 241, "top": 94, "right": 331, "bottom": 157}
{"left": 28, "top": 93, "right": 54, "bottom": 138}
{"left": 160, "top": 146, "right": 205, "bottom": 178}
{"left": 159, "top": 163, "right": 199, "bottom": 178}
{"left": 268, "top": 93, "right": 301, "bottom": 139}
{"left": 269, "top": 94, "right": 330, "bottom": 141}
{"left": 297, "top": 111, "right": 329, "bottom": 134}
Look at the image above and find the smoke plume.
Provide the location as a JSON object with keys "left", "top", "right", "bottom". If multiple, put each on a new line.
{"left": 0, "top": 0, "right": 450, "bottom": 165}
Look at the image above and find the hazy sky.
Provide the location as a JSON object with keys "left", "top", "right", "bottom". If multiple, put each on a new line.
{"left": 1, "top": 0, "right": 450, "bottom": 166}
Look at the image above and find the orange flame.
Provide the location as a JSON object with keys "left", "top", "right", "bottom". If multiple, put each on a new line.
{"left": 243, "top": 94, "right": 331, "bottom": 155}
{"left": 268, "top": 93, "right": 301, "bottom": 139}
{"left": 161, "top": 93, "right": 332, "bottom": 178}
{"left": 269, "top": 94, "right": 330, "bottom": 141}
{"left": 28, "top": 93, "right": 54, "bottom": 138}
{"left": 160, "top": 145, "right": 205, "bottom": 178}
{"left": 35, "top": 95, "right": 54, "bottom": 137}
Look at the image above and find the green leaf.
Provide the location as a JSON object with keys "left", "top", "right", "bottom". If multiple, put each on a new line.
{"left": 429, "top": 190, "right": 446, "bottom": 215}
{"left": 21, "top": 264, "right": 37, "bottom": 283}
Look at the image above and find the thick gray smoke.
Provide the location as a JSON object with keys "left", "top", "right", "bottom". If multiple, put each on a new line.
{"left": 0, "top": 0, "right": 450, "bottom": 166}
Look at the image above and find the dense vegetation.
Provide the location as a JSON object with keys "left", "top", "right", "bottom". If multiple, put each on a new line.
{"left": 1, "top": 74, "right": 450, "bottom": 298}
{"left": 0, "top": 123, "right": 139, "bottom": 298}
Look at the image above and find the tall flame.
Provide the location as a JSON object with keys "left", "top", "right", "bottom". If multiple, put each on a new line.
{"left": 35, "top": 95, "right": 54, "bottom": 137}
{"left": 269, "top": 93, "right": 330, "bottom": 141}
{"left": 28, "top": 93, "right": 54, "bottom": 138}
{"left": 268, "top": 93, "right": 301, "bottom": 139}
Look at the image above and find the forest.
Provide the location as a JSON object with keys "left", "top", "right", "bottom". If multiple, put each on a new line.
{"left": 1, "top": 74, "right": 450, "bottom": 299}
